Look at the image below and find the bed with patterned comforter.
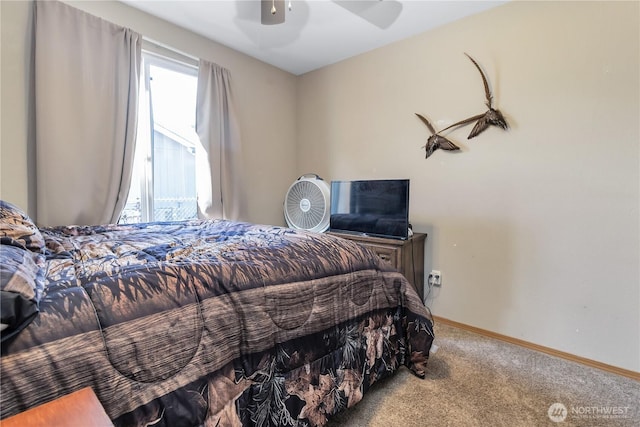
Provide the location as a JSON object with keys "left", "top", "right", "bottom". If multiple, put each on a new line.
{"left": 0, "top": 200, "right": 434, "bottom": 426}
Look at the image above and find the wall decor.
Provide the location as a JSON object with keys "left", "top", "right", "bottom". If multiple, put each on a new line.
{"left": 416, "top": 53, "right": 510, "bottom": 159}
{"left": 443, "top": 53, "right": 509, "bottom": 139}
{"left": 415, "top": 113, "right": 460, "bottom": 159}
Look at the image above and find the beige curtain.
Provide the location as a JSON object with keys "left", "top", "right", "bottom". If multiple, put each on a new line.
{"left": 195, "top": 60, "right": 247, "bottom": 221}
{"left": 34, "top": 0, "right": 141, "bottom": 226}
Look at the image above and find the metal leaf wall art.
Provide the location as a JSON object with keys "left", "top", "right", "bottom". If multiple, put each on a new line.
{"left": 417, "top": 53, "right": 510, "bottom": 159}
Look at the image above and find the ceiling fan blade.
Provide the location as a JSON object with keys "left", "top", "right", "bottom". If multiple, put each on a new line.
{"left": 261, "top": 0, "right": 285, "bottom": 25}
{"left": 333, "top": 0, "right": 403, "bottom": 29}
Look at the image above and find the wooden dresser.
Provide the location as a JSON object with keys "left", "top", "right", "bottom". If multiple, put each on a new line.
{"left": 328, "top": 232, "right": 426, "bottom": 301}
{"left": 1, "top": 388, "right": 113, "bottom": 427}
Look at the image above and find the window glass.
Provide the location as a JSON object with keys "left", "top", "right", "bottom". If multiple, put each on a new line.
{"left": 120, "top": 53, "right": 199, "bottom": 224}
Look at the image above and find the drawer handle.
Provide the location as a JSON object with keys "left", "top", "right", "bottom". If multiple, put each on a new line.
{"left": 379, "top": 253, "right": 391, "bottom": 261}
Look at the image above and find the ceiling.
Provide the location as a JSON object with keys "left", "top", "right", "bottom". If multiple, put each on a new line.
{"left": 122, "top": 1, "right": 507, "bottom": 75}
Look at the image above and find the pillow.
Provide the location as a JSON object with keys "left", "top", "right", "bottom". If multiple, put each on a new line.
{"left": 0, "top": 200, "right": 45, "bottom": 253}
{"left": 0, "top": 245, "right": 45, "bottom": 347}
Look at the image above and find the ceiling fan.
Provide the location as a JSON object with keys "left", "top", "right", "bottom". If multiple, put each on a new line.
{"left": 261, "top": 0, "right": 287, "bottom": 25}
{"left": 261, "top": 0, "right": 403, "bottom": 29}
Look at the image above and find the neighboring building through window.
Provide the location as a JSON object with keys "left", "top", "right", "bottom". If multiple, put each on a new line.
{"left": 120, "top": 52, "right": 199, "bottom": 224}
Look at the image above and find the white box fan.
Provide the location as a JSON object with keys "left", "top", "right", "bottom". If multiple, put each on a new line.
{"left": 284, "top": 174, "right": 331, "bottom": 233}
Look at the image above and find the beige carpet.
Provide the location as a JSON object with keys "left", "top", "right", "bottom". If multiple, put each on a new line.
{"left": 327, "top": 321, "right": 639, "bottom": 427}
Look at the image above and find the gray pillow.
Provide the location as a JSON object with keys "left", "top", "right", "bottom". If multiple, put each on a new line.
{"left": 0, "top": 200, "right": 45, "bottom": 253}
{"left": 1, "top": 245, "right": 45, "bottom": 346}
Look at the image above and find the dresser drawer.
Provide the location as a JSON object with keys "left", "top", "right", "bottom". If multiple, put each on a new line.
{"left": 362, "top": 244, "right": 400, "bottom": 269}
{"left": 326, "top": 232, "right": 426, "bottom": 301}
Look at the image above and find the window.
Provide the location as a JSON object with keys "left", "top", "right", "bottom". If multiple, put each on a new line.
{"left": 120, "top": 52, "right": 199, "bottom": 224}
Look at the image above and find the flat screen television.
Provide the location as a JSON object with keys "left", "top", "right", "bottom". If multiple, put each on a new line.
{"left": 329, "top": 179, "right": 410, "bottom": 240}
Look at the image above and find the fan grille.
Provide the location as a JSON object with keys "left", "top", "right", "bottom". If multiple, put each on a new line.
{"left": 286, "top": 181, "right": 327, "bottom": 230}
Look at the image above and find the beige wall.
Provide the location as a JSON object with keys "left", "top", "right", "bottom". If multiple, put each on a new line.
{"left": 0, "top": 0, "right": 298, "bottom": 226}
{"left": 297, "top": 1, "right": 640, "bottom": 372}
{"left": 0, "top": 1, "right": 34, "bottom": 212}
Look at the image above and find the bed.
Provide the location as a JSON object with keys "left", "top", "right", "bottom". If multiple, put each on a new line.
{"left": 0, "top": 200, "right": 434, "bottom": 426}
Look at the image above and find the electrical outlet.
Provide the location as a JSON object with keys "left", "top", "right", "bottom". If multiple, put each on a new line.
{"left": 428, "top": 270, "right": 442, "bottom": 287}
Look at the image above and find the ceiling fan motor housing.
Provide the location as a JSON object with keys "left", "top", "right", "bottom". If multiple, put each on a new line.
{"left": 261, "top": 0, "right": 285, "bottom": 25}
{"left": 284, "top": 174, "right": 331, "bottom": 233}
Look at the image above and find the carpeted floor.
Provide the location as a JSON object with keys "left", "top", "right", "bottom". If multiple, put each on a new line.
{"left": 327, "top": 321, "right": 639, "bottom": 426}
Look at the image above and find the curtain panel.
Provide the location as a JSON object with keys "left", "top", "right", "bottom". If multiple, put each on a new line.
{"left": 195, "top": 60, "right": 247, "bottom": 221}
{"left": 34, "top": 0, "right": 141, "bottom": 227}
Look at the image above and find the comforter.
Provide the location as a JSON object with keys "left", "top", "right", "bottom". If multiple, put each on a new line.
{"left": 0, "top": 202, "right": 434, "bottom": 427}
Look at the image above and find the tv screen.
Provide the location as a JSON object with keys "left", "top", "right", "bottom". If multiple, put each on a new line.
{"left": 329, "top": 179, "right": 410, "bottom": 240}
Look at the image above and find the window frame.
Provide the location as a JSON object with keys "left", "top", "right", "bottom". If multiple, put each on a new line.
{"left": 122, "top": 50, "right": 199, "bottom": 224}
